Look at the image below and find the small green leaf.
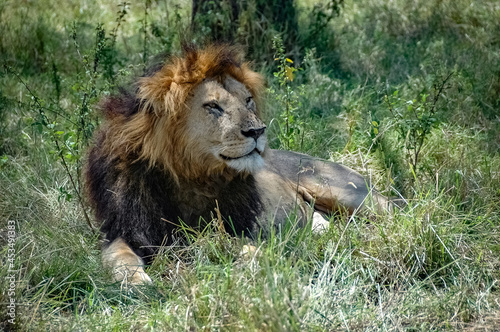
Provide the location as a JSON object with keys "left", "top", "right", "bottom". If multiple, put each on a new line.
{"left": 33, "top": 122, "right": 43, "bottom": 134}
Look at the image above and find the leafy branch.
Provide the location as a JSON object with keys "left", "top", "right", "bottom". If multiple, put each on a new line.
{"left": 5, "top": 65, "right": 96, "bottom": 234}
{"left": 385, "top": 72, "right": 454, "bottom": 175}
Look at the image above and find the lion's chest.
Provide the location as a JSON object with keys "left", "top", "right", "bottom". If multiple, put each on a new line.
{"left": 173, "top": 175, "right": 265, "bottom": 236}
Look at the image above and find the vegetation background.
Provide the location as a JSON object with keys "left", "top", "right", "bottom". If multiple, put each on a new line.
{"left": 1, "top": 0, "right": 499, "bottom": 330}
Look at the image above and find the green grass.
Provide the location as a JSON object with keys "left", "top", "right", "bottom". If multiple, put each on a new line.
{"left": 1, "top": 0, "right": 499, "bottom": 330}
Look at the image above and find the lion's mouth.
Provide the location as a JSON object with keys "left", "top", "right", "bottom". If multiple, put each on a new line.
{"left": 220, "top": 148, "right": 261, "bottom": 161}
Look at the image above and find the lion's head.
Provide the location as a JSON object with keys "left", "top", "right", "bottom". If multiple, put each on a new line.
{"left": 101, "top": 45, "right": 267, "bottom": 181}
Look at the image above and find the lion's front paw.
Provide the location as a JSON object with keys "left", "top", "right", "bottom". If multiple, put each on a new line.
{"left": 128, "top": 267, "right": 153, "bottom": 285}
{"left": 112, "top": 265, "right": 153, "bottom": 285}
{"left": 103, "top": 238, "right": 153, "bottom": 285}
{"left": 240, "top": 244, "right": 258, "bottom": 257}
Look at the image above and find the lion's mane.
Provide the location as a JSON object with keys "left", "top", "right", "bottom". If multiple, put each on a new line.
{"left": 85, "top": 45, "right": 266, "bottom": 261}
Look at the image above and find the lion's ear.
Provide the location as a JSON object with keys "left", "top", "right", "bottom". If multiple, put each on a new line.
{"left": 137, "top": 74, "right": 177, "bottom": 116}
{"left": 99, "top": 90, "right": 141, "bottom": 119}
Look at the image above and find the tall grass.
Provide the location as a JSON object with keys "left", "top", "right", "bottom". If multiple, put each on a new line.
{"left": 1, "top": 0, "right": 499, "bottom": 330}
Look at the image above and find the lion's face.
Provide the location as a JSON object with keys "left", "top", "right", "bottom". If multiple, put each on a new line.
{"left": 185, "top": 76, "right": 267, "bottom": 174}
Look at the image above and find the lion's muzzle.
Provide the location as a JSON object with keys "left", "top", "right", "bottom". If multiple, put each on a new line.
{"left": 241, "top": 126, "right": 266, "bottom": 141}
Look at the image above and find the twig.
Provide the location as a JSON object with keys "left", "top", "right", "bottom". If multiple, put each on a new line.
{"left": 6, "top": 66, "right": 96, "bottom": 234}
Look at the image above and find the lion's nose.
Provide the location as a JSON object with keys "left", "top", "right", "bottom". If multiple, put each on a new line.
{"left": 241, "top": 126, "right": 266, "bottom": 140}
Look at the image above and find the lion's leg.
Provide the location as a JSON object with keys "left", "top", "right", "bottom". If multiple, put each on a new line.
{"left": 269, "top": 150, "right": 392, "bottom": 214}
{"left": 102, "top": 238, "right": 152, "bottom": 284}
{"left": 297, "top": 176, "right": 392, "bottom": 215}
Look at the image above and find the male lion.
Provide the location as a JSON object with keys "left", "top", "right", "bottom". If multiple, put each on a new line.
{"left": 85, "top": 44, "right": 389, "bottom": 284}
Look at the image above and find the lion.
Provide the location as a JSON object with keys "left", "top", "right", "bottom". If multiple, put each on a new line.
{"left": 84, "top": 44, "right": 390, "bottom": 284}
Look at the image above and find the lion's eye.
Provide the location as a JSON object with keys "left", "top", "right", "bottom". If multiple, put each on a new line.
{"left": 204, "top": 102, "right": 216, "bottom": 109}
{"left": 203, "top": 102, "right": 224, "bottom": 116}
{"left": 246, "top": 96, "right": 255, "bottom": 110}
